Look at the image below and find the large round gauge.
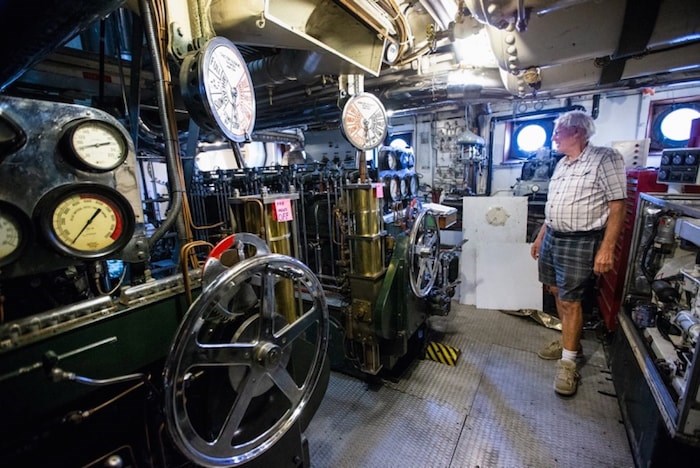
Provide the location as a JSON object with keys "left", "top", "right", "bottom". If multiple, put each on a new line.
{"left": 0, "top": 202, "right": 30, "bottom": 268}
{"left": 61, "top": 119, "right": 128, "bottom": 172}
{"left": 180, "top": 36, "right": 255, "bottom": 142}
{"left": 36, "top": 185, "right": 135, "bottom": 259}
{"left": 341, "top": 92, "right": 388, "bottom": 151}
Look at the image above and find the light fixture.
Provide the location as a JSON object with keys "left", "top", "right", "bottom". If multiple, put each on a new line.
{"left": 452, "top": 28, "right": 499, "bottom": 68}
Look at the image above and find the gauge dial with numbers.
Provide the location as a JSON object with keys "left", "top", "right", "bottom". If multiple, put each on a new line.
{"left": 341, "top": 93, "right": 388, "bottom": 151}
{"left": 37, "top": 185, "right": 135, "bottom": 259}
{"left": 180, "top": 36, "right": 255, "bottom": 142}
{"left": 62, "top": 120, "right": 128, "bottom": 171}
{"left": 0, "top": 205, "right": 27, "bottom": 267}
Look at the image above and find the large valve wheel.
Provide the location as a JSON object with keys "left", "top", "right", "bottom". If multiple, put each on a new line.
{"left": 164, "top": 253, "right": 329, "bottom": 467}
{"left": 408, "top": 210, "right": 441, "bottom": 298}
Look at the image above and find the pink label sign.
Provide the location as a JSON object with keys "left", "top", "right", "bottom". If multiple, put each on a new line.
{"left": 374, "top": 183, "right": 384, "bottom": 198}
{"left": 273, "top": 199, "right": 293, "bottom": 222}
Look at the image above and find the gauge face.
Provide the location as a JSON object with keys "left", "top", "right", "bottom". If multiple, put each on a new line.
{"left": 389, "top": 178, "right": 401, "bottom": 201}
{"left": 341, "top": 93, "right": 388, "bottom": 151}
{"left": 201, "top": 37, "right": 255, "bottom": 142}
{"left": 0, "top": 207, "right": 24, "bottom": 266}
{"left": 64, "top": 120, "right": 128, "bottom": 171}
{"left": 38, "top": 186, "right": 135, "bottom": 259}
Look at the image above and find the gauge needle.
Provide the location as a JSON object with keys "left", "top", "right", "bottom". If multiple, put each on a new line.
{"left": 79, "top": 142, "right": 111, "bottom": 149}
{"left": 72, "top": 208, "right": 102, "bottom": 244}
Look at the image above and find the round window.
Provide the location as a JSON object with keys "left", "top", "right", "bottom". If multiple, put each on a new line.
{"left": 516, "top": 124, "right": 547, "bottom": 153}
{"left": 660, "top": 107, "right": 700, "bottom": 143}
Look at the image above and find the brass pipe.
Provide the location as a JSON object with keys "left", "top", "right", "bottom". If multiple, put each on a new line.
{"left": 179, "top": 240, "right": 213, "bottom": 305}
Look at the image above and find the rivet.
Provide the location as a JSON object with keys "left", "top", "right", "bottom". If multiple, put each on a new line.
{"left": 487, "top": 4, "right": 497, "bottom": 14}
{"left": 505, "top": 35, "right": 516, "bottom": 45}
{"left": 506, "top": 46, "right": 517, "bottom": 55}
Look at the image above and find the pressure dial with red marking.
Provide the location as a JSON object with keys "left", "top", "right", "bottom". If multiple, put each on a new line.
{"left": 37, "top": 185, "right": 134, "bottom": 259}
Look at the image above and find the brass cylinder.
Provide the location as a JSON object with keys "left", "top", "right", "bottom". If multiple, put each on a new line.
{"left": 266, "top": 205, "right": 292, "bottom": 256}
{"left": 347, "top": 185, "right": 383, "bottom": 278}
{"left": 350, "top": 238, "right": 383, "bottom": 277}
{"left": 350, "top": 186, "right": 379, "bottom": 236}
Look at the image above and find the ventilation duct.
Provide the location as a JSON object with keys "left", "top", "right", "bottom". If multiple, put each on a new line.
{"left": 208, "top": 0, "right": 387, "bottom": 77}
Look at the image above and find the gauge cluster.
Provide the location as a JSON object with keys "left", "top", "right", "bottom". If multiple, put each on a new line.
{"left": 0, "top": 96, "right": 146, "bottom": 279}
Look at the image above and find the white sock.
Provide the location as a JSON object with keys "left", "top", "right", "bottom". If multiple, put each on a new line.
{"left": 562, "top": 348, "right": 578, "bottom": 363}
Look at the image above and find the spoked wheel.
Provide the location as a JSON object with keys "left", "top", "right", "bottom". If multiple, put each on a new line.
{"left": 164, "top": 253, "right": 329, "bottom": 467}
{"left": 408, "top": 210, "right": 441, "bottom": 298}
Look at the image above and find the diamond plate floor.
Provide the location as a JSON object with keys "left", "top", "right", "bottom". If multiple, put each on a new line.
{"left": 305, "top": 303, "right": 634, "bottom": 468}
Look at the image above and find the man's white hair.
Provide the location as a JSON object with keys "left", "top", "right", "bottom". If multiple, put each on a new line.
{"left": 555, "top": 110, "right": 595, "bottom": 140}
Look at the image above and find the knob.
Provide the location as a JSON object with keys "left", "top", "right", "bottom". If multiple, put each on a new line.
{"left": 686, "top": 154, "right": 697, "bottom": 165}
{"left": 673, "top": 154, "right": 683, "bottom": 165}
{"left": 658, "top": 170, "right": 668, "bottom": 181}
{"left": 661, "top": 154, "right": 670, "bottom": 165}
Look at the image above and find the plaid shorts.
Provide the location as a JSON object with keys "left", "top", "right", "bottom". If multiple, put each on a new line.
{"left": 538, "top": 229, "right": 602, "bottom": 301}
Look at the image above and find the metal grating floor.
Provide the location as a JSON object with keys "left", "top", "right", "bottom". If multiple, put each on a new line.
{"left": 305, "top": 303, "right": 634, "bottom": 467}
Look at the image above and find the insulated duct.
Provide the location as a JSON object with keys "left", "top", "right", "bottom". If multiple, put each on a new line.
{"left": 473, "top": 0, "right": 700, "bottom": 96}
{"left": 0, "top": 0, "right": 126, "bottom": 91}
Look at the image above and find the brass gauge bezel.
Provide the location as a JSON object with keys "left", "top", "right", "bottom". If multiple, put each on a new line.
{"left": 340, "top": 92, "right": 388, "bottom": 151}
{"left": 0, "top": 201, "right": 31, "bottom": 268}
{"left": 35, "top": 184, "right": 135, "bottom": 260}
{"left": 60, "top": 119, "right": 128, "bottom": 172}
{"left": 180, "top": 36, "right": 256, "bottom": 142}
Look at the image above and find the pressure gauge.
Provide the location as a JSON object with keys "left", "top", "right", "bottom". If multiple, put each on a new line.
{"left": 36, "top": 185, "right": 135, "bottom": 259}
{"left": 180, "top": 36, "right": 255, "bottom": 142}
{"left": 389, "top": 177, "right": 401, "bottom": 201}
{"left": 0, "top": 203, "right": 30, "bottom": 267}
{"left": 341, "top": 92, "right": 388, "bottom": 151}
{"left": 61, "top": 119, "right": 128, "bottom": 172}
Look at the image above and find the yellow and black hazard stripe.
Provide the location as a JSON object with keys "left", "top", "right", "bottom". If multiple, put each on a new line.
{"left": 425, "top": 342, "right": 461, "bottom": 366}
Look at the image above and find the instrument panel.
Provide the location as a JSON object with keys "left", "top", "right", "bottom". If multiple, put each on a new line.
{"left": 0, "top": 96, "right": 146, "bottom": 279}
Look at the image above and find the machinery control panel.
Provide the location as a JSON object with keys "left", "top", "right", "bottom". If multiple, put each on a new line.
{"left": 657, "top": 148, "right": 700, "bottom": 184}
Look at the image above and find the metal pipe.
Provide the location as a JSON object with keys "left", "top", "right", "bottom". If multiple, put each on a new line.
{"left": 140, "top": 0, "right": 186, "bottom": 249}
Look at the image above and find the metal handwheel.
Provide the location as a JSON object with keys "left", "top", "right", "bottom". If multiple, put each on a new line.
{"left": 408, "top": 210, "right": 441, "bottom": 298}
{"left": 164, "top": 253, "right": 329, "bottom": 467}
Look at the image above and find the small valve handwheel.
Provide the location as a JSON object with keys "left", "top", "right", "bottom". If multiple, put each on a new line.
{"left": 202, "top": 233, "right": 271, "bottom": 289}
{"left": 164, "top": 253, "right": 329, "bottom": 467}
{"left": 408, "top": 210, "right": 441, "bottom": 298}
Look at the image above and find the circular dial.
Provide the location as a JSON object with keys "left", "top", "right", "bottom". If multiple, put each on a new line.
{"left": 63, "top": 120, "right": 128, "bottom": 171}
{"left": 0, "top": 204, "right": 29, "bottom": 267}
{"left": 341, "top": 93, "right": 388, "bottom": 151}
{"left": 389, "top": 177, "right": 401, "bottom": 201}
{"left": 38, "top": 186, "right": 135, "bottom": 259}
{"left": 181, "top": 37, "right": 256, "bottom": 142}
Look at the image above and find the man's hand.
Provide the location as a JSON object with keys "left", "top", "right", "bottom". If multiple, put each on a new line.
{"left": 530, "top": 238, "right": 541, "bottom": 260}
{"left": 594, "top": 244, "right": 615, "bottom": 274}
{"left": 531, "top": 224, "right": 546, "bottom": 260}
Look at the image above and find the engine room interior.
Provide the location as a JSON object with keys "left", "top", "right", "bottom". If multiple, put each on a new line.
{"left": 1, "top": 1, "right": 700, "bottom": 467}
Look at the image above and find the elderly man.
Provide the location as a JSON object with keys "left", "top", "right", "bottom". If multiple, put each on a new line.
{"left": 530, "top": 110, "right": 626, "bottom": 396}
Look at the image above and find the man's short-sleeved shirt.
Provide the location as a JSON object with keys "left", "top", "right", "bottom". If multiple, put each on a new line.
{"left": 545, "top": 144, "right": 626, "bottom": 232}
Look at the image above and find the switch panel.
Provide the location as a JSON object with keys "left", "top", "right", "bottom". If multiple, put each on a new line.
{"left": 657, "top": 148, "right": 700, "bottom": 184}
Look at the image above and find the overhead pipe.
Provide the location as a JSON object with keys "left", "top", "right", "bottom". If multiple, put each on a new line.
{"left": 138, "top": 0, "right": 187, "bottom": 249}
